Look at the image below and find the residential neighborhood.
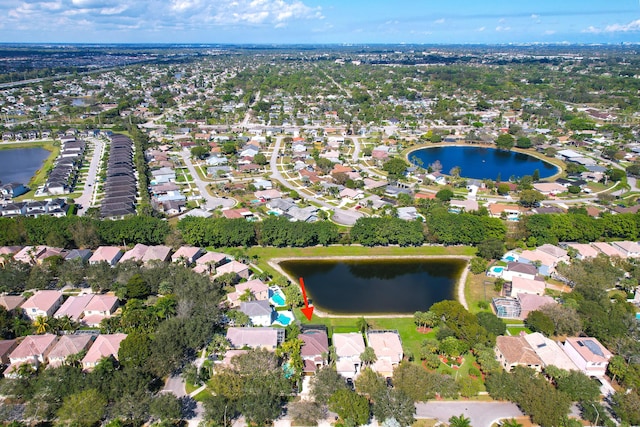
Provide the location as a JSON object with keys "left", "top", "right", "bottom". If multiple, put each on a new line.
{"left": 1, "top": 43, "right": 640, "bottom": 427}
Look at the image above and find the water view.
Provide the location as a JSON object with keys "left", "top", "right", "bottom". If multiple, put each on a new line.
{"left": 279, "top": 258, "right": 466, "bottom": 314}
{"left": 409, "top": 146, "right": 558, "bottom": 180}
{"left": 0, "top": 147, "right": 50, "bottom": 185}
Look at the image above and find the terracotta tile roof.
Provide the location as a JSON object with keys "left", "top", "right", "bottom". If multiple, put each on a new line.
{"left": 82, "top": 333, "right": 127, "bottom": 366}
{"left": 9, "top": 334, "right": 58, "bottom": 360}
{"left": 299, "top": 330, "right": 329, "bottom": 357}
{"left": 495, "top": 335, "right": 542, "bottom": 367}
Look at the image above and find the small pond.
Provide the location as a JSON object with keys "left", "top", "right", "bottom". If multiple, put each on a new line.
{"left": 409, "top": 145, "right": 558, "bottom": 180}
{"left": 279, "top": 258, "right": 466, "bottom": 314}
{"left": 0, "top": 147, "right": 51, "bottom": 185}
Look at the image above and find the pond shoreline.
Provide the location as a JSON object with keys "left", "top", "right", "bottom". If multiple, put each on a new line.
{"left": 268, "top": 255, "right": 471, "bottom": 318}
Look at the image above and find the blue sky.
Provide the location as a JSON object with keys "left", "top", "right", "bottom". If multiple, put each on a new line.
{"left": 1, "top": 0, "right": 640, "bottom": 44}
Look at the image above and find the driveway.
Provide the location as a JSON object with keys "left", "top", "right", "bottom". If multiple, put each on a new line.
{"left": 415, "top": 401, "right": 523, "bottom": 427}
{"left": 162, "top": 373, "right": 186, "bottom": 398}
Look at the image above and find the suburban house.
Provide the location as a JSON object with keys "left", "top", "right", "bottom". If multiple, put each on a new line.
{"left": 13, "top": 246, "right": 47, "bottom": 264}
{"left": 7, "top": 334, "right": 58, "bottom": 375}
{"left": 82, "top": 295, "right": 119, "bottom": 326}
{"left": 533, "top": 182, "right": 566, "bottom": 196}
{"left": 193, "top": 251, "right": 228, "bottom": 274}
{"left": 82, "top": 333, "right": 127, "bottom": 370}
{"left": 228, "top": 279, "right": 269, "bottom": 307}
{"left": 171, "top": 246, "right": 202, "bottom": 265}
{"left": 591, "top": 242, "right": 626, "bottom": 258}
{"left": 610, "top": 241, "right": 640, "bottom": 258}
{"left": 47, "top": 334, "right": 94, "bottom": 368}
{"left": 54, "top": 294, "right": 94, "bottom": 322}
{"left": 142, "top": 245, "right": 172, "bottom": 263}
{"left": 226, "top": 327, "right": 279, "bottom": 350}
{"left": 502, "top": 262, "right": 538, "bottom": 282}
{"left": 299, "top": 329, "right": 329, "bottom": 375}
{"left": 22, "top": 290, "right": 64, "bottom": 320}
{"left": 523, "top": 333, "right": 578, "bottom": 371}
{"left": 488, "top": 203, "right": 522, "bottom": 220}
{"left": 0, "top": 295, "right": 24, "bottom": 312}
{"left": 495, "top": 335, "right": 544, "bottom": 372}
{"left": 89, "top": 246, "right": 123, "bottom": 266}
{"left": 215, "top": 260, "right": 250, "bottom": 280}
{"left": 120, "top": 244, "right": 149, "bottom": 263}
{"left": 564, "top": 243, "right": 599, "bottom": 260}
{"left": 333, "top": 332, "right": 366, "bottom": 379}
{"left": 0, "top": 339, "right": 18, "bottom": 364}
{"left": 563, "top": 337, "right": 612, "bottom": 377}
{"left": 239, "top": 300, "right": 274, "bottom": 326}
{"left": 367, "top": 331, "right": 403, "bottom": 377}
{"left": 517, "top": 294, "right": 557, "bottom": 319}
{"left": 65, "top": 249, "right": 93, "bottom": 262}
{"left": 510, "top": 276, "right": 547, "bottom": 296}
{"left": 519, "top": 249, "right": 559, "bottom": 276}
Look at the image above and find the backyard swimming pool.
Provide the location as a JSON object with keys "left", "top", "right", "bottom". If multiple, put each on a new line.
{"left": 274, "top": 311, "right": 294, "bottom": 326}
{"left": 269, "top": 286, "right": 287, "bottom": 307}
{"left": 488, "top": 266, "right": 504, "bottom": 277}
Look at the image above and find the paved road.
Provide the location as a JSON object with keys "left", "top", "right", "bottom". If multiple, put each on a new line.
{"left": 162, "top": 374, "right": 187, "bottom": 398}
{"left": 76, "top": 137, "right": 104, "bottom": 216}
{"left": 351, "top": 136, "right": 386, "bottom": 179}
{"left": 178, "top": 150, "right": 235, "bottom": 210}
{"left": 415, "top": 401, "right": 523, "bottom": 427}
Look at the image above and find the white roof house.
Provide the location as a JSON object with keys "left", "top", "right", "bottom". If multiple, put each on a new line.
{"left": 333, "top": 332, "right": 365, "bottom": 379}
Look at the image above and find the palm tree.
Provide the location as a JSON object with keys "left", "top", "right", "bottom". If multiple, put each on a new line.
{"left": 360, "top": 346, "right": 377, "bottom": 367}
{"left": 501, "top": 419, "right": 522, "bottom": 427}
{"left": 33, "top": 316, "right": 49, "bottom": 335}
{"left": 448, "top": 414, "right": 472, "bottom": 427}
{"left": 356, "top": 317, "right": 369, "bottom": 334}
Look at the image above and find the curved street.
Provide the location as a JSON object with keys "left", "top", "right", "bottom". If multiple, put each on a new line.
{"left": 178, "top": 150, "right": 236, "bottom": 211}
{"left": 269, "top": 136, "right": 364, "bottom": 225}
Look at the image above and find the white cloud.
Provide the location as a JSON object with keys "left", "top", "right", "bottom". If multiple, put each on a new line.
{"left": 583, "top": 19, "right": 640, "bottom": 33}
{"left": 434, "top": 18, "right": 445, "bottom": 24}
{"left": 544, "top": 30, "right": 556, "bottom": 35}
{"left": 531, "top": 14, "right": 539, "bottom": 19}
{"left": 211, "top": 0, "right": 323, "bottom": 25}
{"left": 477, "top": 26, "right": 485, "bottom": 32}
{"left": 495, "top": 25, "right": 511, "bottom": 32}
{"left": 1, "top": 0, "right": 323, "bottom": 36}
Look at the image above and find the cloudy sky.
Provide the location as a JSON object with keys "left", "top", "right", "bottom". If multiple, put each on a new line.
{"left": 1, "top": 0, "right": 640, "bottom": 44}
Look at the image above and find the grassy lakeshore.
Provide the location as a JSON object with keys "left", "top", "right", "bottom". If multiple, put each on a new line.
{"left": 245, "top": 245, "right": 476, "bottom": 276}
{"left": 235, "top": 245, "right": 479, "bottom": 364}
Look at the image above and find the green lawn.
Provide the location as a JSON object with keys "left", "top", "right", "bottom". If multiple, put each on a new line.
{"left": 243, "top": 245, "right": 475, "bottom": 276}
{"left": 507, "top": 326, "right": 531, "bottom": 336}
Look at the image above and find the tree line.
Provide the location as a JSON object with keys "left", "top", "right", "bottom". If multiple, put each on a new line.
{"left": 523, "top": 212, "right": 640, "bottom": 246}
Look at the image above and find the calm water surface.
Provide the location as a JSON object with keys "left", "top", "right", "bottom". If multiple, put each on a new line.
{"left": 410, "top": 146, "right": 558, "bottom": 180}
{"left": 0, "top": 147, "right": 50, "bottom": 185}
{"left": 280, "top": 258, "right": 466, "bottom": 314}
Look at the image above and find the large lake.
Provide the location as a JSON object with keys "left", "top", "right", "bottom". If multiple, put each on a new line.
{"left": 0, "top": 147, "right": 50, "bottom": 185}
{"left": 279, "top": 258, "right": 466, "bottom": 314}
{"left": 409, "top": 146, "right": 558, "bottom": 180}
